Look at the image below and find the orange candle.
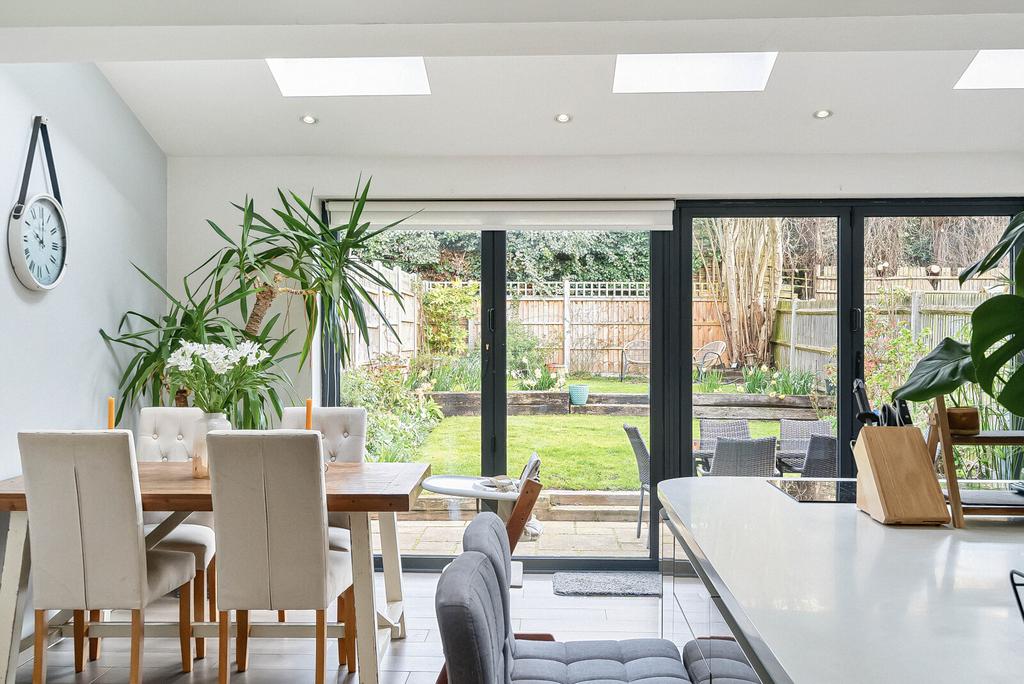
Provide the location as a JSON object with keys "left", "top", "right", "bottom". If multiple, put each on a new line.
{"left": 107, "top": 396, "right": 115, "bottom": 429}
{"left": 305, "top": 398, "right": 313, "bottom": 430}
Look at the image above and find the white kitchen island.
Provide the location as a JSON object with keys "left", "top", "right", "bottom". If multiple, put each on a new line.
{"left": 658, "top": 477, "right": 1024, "bottom": 684}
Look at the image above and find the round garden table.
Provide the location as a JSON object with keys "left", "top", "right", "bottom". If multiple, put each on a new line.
{"left": 421, "top": 474, "right": 526, "bottom": 586}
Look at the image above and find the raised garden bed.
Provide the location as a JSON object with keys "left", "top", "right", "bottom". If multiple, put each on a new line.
{"left": 428, "top": 390, "right": 833, "bottom": 420}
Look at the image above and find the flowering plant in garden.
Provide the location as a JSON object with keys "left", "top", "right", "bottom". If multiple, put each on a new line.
{"left": 165, "top": 341, "right": 280, "bottom": 415}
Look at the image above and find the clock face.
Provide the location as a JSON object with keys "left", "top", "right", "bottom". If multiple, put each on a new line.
{"left": 9, "top": 195, "right": 68, "bottom": 290}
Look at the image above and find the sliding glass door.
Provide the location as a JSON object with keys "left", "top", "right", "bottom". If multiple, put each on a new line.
{"left": 686, "top": 211, "right": 843, "bottom": 478}
{"left": 321, "top": 199, "right": 671, "bottom": 569}
{"left": 677, "top": 199, "right": 1024, "bottom": 483}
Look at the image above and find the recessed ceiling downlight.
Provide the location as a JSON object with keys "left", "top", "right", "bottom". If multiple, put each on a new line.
{"left": 300, "top": 114, "right": 318, "bottom": 125}
{"left": 554, "top": 113, "right": 572, "bottom": 123}
{"left": 813, "top": 109, "right": 833, "bottom": 119}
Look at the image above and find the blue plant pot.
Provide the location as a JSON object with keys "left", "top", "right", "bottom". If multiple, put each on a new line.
{"left": 568, "top": 384, "right": 590, "bottom": 406}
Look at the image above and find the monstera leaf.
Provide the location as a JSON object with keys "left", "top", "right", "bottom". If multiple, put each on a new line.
{"left": 893, "top": 337, "right": 976, "bottom": 402}
{"left": 971, "top": 294, "right": 1024, "bottom": 415}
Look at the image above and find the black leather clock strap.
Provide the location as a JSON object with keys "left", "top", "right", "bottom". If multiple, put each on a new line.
{"left": 14, "top": 115, "right": 61, "bottom": 219}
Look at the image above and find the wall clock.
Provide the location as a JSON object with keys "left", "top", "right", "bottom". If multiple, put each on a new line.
{"left": 7, "top": 116, "right": 68, "bottom": 291}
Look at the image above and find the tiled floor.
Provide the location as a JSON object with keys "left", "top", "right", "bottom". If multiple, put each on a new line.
{"left": 17, "top": 572, "right": 714, "bottom": 683}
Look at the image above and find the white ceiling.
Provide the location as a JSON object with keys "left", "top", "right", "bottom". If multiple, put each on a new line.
{"left": 99, "top": 51, "right": 1024, "bottom": 157}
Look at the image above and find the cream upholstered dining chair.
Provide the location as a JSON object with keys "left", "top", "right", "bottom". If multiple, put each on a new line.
{"left": 135, "top": 406, "right": 218, "bottom": 658}
{"left": 18, "top": 430, "right": 196, "bottom": 684}
{"left": 207, "top": 430, "right": 356, "bottom": 683}
{"left": 278, "top": 406, "right": 366, "bottom": 623}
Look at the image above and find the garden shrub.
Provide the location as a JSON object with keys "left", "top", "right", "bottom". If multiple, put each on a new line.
{"left": 696, "top": 368, "right": 725, "bottom": 393}
{"left": 410, "top": 354, "right": 482, "bottom": 392}
{"left": 421, "top": 283, "right": 479, "bottom": 355}
{"left": 338, "top": 356, "right": 442, "bottom": 462}
{"left": 740, "top": 365, "right": 771, "bottom": 393}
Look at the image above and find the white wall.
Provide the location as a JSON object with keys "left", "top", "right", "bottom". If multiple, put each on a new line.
{"left": 167, "top": 150, "right": 1024, "bottom": 398}
{"left": 0, "top": 63, "right": 167, "bottom": 479}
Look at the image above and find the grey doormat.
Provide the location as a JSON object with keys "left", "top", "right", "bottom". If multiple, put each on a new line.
{"left": 552, "top": 571, "right": 661, "bottom": 597}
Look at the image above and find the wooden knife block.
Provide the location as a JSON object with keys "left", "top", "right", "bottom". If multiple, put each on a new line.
{"left": 853, "top": 426, "right": 950, "bottom": 525}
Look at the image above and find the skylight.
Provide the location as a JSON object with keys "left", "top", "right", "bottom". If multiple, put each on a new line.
{"left": 955, "top": 50, "right": 1024, "bottom": 90}
{"left": 266, "top": 57, "right": 431, "bottom": 97}
{"left": 613, "top": 52, "right": 778, "bottom": 93}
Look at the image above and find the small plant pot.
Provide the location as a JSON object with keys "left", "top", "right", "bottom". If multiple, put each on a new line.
{"left": 568, "top": 384, "right": 590, "bottom": 406}
{"left": 947, "top": 407, "right": 981, "bottom": 436}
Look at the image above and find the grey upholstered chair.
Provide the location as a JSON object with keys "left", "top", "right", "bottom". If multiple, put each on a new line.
{"left": 708, "top": 437, "right": 778, "bottom": 477}
{"left": 437, "top": 513, "right": 691, "bottom": 684}
{"left": 777, "top": 419, "right": 832, "bottom": 472}
{"left": 623, "top": 424, "right": 651, "bottom": 539}
{"left": 799, "top": 434, "right": 838, "bottom": 478}
{"left": 135, "top": 406, "right": 218, "bottom": 657}
{"left": 19, "top": 430, "right": 196, "bottom": 683}
{"left": 207, "top": 430, "right": 356, "bottom": 682}
{"left": 694, "top": 420, "right": 751, "bottom": 473}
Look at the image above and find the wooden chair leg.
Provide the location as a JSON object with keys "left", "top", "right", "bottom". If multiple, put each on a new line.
{"left": 33, "top": 610, "right": 47, "bottom": 684}
{"left": 236, "top": 609, "right": 249, "bottom": 672}
{"left": 208, "top": 558, "right": 218, "bottom": 622}
{"left": 129, "top": 609, "right": 144, "bottom": 684}
{"left": 337, "top": 594, "right": 346, "bottom": 668}
{"left": 277, "top": 610, "right": 286, "bottom": 623}
{"left": 343, "top": 586, "right": 356, "bottom": 673}
{"left": 179, "top": 580, "right": 193, "bottom": 672}
{"left": 88, "top": 610, "right": 102, "bottom": 661}
{"left": 194, "top": 567, "right": 206, "bottom": 658}
{"left": 73, "top": 609, "right": 85, "bottom": 672}
{"left": 218, "top": 611, "right": 231, "bottom": 684}
{"left": 315, "top": 609, "right": 327, "bottom": 684}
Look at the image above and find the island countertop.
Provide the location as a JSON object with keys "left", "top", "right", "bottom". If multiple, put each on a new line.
{"left": 658, "top": 477, "right": 1024, "bottom": 684}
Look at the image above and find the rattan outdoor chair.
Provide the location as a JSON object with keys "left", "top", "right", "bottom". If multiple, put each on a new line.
{"left": 623, "top": 424, "right": 651, "bottom": 540}
{"left": 708, "top": 437, "right": 778, "bottom": 477}
{"left": 695, "top": 419, "right": 751, "bottom": 473}
{"left": 778, "top": 419, "right": 832, "bottom": 472}
{"left": 798, "top": 434, "right": 838, "bottom": 478}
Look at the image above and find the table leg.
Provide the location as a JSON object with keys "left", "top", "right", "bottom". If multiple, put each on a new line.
{"left": 0, "top": 512, "right": 30, "bottom": 684}
{"left": 144, "top": 511, "right": 191, "bottom": 549}
{"left": 377, "top": 512, "right": 406, "bottom": 639}
{"left": 350, "top": 512, "right": 383, "bottom": 684}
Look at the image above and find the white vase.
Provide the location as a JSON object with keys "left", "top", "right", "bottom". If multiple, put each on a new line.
{"left": 192, "top": 412, "right": 231, "bottom": 479}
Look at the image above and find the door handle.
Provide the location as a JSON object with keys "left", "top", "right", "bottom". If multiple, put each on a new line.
{"left": 850, "top": 307, "right": 863, "bottom": 332}
{"left": 487, "top": 307, "right": 496, "bottom": 332}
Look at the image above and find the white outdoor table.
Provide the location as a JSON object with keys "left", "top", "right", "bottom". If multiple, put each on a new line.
{"left": 421, "top": 474, "right": 526, "bottom": 585}
{"left": 659, "top": 476, "right": 1024, "bottom": 684}
{"left": 0, "top": 461, "right": 429, "bottom": 684}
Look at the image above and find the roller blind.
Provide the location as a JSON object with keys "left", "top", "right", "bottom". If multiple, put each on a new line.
{"left": 324, "top": 199, "right": 674, "bottom": 231}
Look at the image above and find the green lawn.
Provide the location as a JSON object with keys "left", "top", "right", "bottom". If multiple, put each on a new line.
{"left": 418, "top": 415, "right": 780, "bottom": 491}
{"left": 566, "top": 376, "right": 649, "bottom": 394}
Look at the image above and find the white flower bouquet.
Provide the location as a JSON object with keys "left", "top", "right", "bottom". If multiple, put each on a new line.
{"left": 166, "top": 341, "right": 274, "bottom": 414}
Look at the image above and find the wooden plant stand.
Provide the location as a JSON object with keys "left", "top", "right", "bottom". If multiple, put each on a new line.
{"left": 927, "top": 395, "right": 1024, "bottom": 528}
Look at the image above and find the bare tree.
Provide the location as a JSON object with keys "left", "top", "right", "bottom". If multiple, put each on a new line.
{"left": 696, "top": 218, "right": 784, "bottom": 365}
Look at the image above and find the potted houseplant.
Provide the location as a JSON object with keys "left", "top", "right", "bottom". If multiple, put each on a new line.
{"left": 165, "top": 340, "right": 279, "bottom": 478}
{"left": 894, "top": 210, "right": 1024, "bottom": 423}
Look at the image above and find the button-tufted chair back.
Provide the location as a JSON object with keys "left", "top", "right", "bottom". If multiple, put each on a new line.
{"left": 19, "top": 430, "right": 149, "bottom": 610}
{"left": 281, "top": 406, "right": 367, "bottom": 463}
{"left": 136, "top": 407, "right": 204, "bottom": 462}
{"left": 208, "top": 430, "right": 334, "bottom": 610}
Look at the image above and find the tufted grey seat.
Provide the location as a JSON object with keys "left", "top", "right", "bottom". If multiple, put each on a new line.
{"left": 438, "top": 513, "right": 692, "bottom": 684}
{"left": 682, "top": 640, "right": 759, "bottom": 684}
{"left": 512, "top": 638, "right": 689, "bottom": 684}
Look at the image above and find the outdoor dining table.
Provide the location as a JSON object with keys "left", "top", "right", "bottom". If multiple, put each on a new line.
{"left": 0, "top": 460, "right": 429, "bottom": 684}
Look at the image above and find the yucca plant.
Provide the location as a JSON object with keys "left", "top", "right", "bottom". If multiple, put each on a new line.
{"left": 205, "top": 177, "right": 407, "bottom": 369}
{"left": 101, "top": 263, "right": 294, "bottom": 424}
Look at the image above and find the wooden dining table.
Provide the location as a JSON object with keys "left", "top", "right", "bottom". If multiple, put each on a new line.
{"left": 0, "top": 460, "right": 429, "bottom": 684}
